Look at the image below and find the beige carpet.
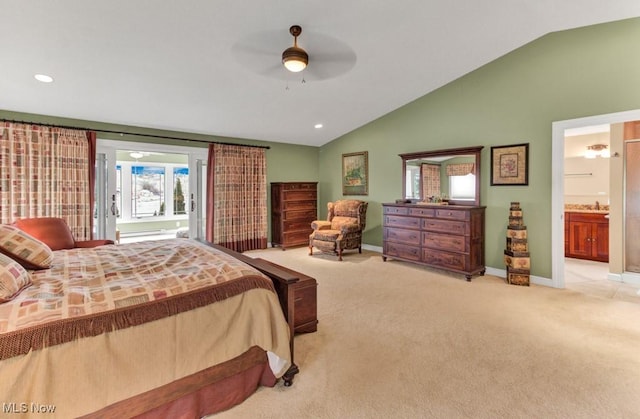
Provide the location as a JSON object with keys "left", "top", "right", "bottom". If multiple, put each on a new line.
{"left": 214, "top": 247, "right": 640, "bottom": 419}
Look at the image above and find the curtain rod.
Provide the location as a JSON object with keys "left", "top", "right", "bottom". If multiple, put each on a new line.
{"left": 0, "top": 118, "right": 270, "bottom": 150}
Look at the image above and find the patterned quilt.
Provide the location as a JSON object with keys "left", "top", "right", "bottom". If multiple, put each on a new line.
{"left": 0, "top": 239, "right": 275, "bottom": 360}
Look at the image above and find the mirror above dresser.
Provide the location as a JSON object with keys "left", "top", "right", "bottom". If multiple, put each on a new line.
{"left": 400, "top": 146, "right": 483, "bottom": 206}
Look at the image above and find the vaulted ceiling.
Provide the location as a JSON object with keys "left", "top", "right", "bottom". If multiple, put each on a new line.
{"left": 2, "top": 1, "right": 639, "bottom": 146}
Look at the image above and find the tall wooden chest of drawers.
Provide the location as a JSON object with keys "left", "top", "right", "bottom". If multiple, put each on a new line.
{"left": 382, "top": 203, "right": 486, "bottom": 280}
{"left": 271, "top": 182, "right": 318, "bottom": 249}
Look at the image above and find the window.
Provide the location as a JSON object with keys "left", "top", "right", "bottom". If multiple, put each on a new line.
{"left": 173, "top": 167, "right": 188, "bottom": 215}
{"left": 405, "top": 165, "right": 421, "bottom": 199}
{"left": 450, "top": 174, "right": 475, "bottom": 201}
{"left": 131, "top": 166, "right": 166, "bottom": 217}
{"left": 115, "top": 162, "right": 189, "bottom": 221}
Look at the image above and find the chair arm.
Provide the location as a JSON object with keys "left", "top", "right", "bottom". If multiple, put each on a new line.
{"left": 75, "top": 239, "right": 114, "bottom": 248}
{"left": 311, "top": 220, "right": 332, "bottom": 231}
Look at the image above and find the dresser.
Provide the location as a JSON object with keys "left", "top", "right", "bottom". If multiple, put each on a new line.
{"left": 271, "top": 182, "right": 318, "bottom": 249}
{"left": 382, "top": 203, "right": 486, "bottom": 281}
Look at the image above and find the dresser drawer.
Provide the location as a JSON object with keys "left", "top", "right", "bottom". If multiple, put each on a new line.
{"left": 283, "top": 183, "right": 317, "bottom": 191}
{"left": 283, "top": 199, "right": 317, "bottom": 211}
{"left": 384, "top": 241, "right": 421, "bottom": 261}
{"left": 283, "top": 209, "right": 317, "bottom": 221}
{"left": 423, "top": 249, "right": 466, "bottom": 271}
{"left": 409, "top": 207, "right": 435, "bottom": 217}
{"left": 384, "top": 227, "right": 421, "bottom": 245}
{"left": 284, "top": 191, "right": 317, "bottom": 201}
{"left": 284, "top": 230, "right": 312, "bottom": 245}
{"left": 422, "top": 218, "right": 466, "bottom": 235}
{"left": 423, "top": 232, "right": 466, "bottom": 252}
{"left": 284, "top": 219, "right": 313, "bottom": 232}
{"left": 384, "top": 215, "right": 421, "bottom": 229}
{"left": 384, "top": 206, "right": 409, "bottom": 215}
{"left": 435, "top": 208, "right": 468, "bottom": 220}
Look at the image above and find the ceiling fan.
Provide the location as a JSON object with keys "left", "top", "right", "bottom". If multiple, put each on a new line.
{"left": 231, "top": 25, "right": 357, "bottom": 82}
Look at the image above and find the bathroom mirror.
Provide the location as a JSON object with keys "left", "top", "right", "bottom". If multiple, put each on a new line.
{"left": 400, "top": 146, "right": 483, "bottom": 206}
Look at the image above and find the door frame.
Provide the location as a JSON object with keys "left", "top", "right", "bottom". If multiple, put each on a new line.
{"left": 552, "top": 108, "right": 640, "bottom": 288}
{"left": 96, "top": 139, "right": 208, "bottom": 241}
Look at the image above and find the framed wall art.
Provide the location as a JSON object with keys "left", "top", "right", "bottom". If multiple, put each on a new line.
{"left": 342, "top": 151, "right": 368, "bottom": 195}
{"left": 490, "top": 143, "right": 529, "bottom": 186}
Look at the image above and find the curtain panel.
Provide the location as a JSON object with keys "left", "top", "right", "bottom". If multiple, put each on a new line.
{"left": 205, "top": 144, "right": 267, "bottom": 252}
{"left": 421, "top": 163, "right": 441, "bottom": 199}
{"left": 0, "top": 123, "right": 96, "bottom": 240}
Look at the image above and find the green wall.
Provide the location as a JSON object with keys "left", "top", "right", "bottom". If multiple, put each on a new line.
{"left": 318, "top": 17, "right": 640, "bottom": 278}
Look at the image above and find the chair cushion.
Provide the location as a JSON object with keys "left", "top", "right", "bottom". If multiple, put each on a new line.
{"left": 0, "top": 224, "right": 54, "bottom": 270}
{"left": 312, "top": 229, "right": 341, "bottom": 241}
{"left": 331, "top": 216, "right": 357, "bottom": 230}
{"left": 0, "top": 252, "right": 31, "bottom": 303}
{"left": 13, "top": 218, "right": 76, "bottom": 251}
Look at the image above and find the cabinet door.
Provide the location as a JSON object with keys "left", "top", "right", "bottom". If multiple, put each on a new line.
{"left": 568, "top": 221, "right": 592, "bottom": 258}
{"left": 592, "top": 222, "right": 609, "bottom": 262}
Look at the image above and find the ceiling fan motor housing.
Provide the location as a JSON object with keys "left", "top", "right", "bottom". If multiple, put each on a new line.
{"left": 282, "top": 25, "right": 308, "bottom": 72}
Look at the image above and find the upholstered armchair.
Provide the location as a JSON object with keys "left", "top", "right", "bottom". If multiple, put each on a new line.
{"left": 13, "top": 218, "right": 114, "bottom": 251}
{"left": 309, "top": 200, "right": 368, "bottom": 261}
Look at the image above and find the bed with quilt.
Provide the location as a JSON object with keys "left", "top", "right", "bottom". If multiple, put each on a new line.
{"left": 0, "top": 226, "right": 296, "bottom": 418}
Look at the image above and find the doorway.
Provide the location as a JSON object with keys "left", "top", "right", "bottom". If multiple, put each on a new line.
{"left": 562, "top": 125, "right": 612, "bottom": 297}
{"left": 95, "top": 140, "right": 208, "bottom": 243}
{"left": 552, "top": 109, "right": 640, "bottom": 297}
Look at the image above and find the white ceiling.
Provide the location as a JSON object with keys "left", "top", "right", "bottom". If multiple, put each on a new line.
{"left": 1, "top": 1, "right": 639, "bottom": 147}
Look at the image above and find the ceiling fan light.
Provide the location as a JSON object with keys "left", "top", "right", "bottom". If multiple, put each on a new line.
{"left": 282, "top": 47, "right": 308, "bottom": 72}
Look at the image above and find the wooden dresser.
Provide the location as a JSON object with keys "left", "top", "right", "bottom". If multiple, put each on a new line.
{"left": 271, "top": 182, "right": 318, "bottom": 249}
{"left": 382, "top": 203, "right": 486, "bottom": 281}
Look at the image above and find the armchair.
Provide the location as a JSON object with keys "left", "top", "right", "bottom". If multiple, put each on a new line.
{"left": 13, "top": 218, "right": 114, "bottom": 251}
{"left": 309, "top": 200, "right": 368, "bottom": 261}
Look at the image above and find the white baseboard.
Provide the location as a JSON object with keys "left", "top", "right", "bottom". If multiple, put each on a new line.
{"left": 362, "top": 244, "right": 382, "bottom": 253}
{"left": 485, "top": 266, "right": 554, "bottom": 287}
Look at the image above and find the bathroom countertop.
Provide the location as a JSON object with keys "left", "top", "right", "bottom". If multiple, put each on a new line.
{"left": 564, "top": 209, "right": 609, "bottom": 214}
{"left": 564, "top": 204, "right": 609, "bottom": 214}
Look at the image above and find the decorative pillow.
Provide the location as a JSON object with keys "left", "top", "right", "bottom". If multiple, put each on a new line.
{"left": 0, "top": 252, "right": 32, "bottom": 303}
{"left": 0, "top": 224, "right": 54, "bottom": 270}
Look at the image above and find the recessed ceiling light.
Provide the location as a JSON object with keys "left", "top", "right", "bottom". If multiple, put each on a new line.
{"left": 314, "top": 123, "right": 323, "bottom": 129}
{"left": 34, "top": 74, "right": 54, "bottom": 83}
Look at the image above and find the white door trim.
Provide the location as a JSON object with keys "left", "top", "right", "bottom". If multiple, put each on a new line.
{"left": 552, "top": 109, "right": 640, "bottom": 289}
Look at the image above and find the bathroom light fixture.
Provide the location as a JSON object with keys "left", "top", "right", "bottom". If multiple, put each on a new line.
{"left": 129, "top": 152, "right": 144, "bottom": 160}
{"left": 585, "top": 144, "right": 609, "bottom": 159}
{"left": 282, "top": 25, "right": 308, "bottom": 73}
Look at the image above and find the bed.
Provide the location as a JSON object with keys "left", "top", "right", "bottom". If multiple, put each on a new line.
{"left": 0, "top": 234, "right": 299, "bottom": 418}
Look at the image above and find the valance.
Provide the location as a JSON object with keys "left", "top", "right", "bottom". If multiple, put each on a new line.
{"left": 446, "top": 163, "right": 475, "bottom": 176}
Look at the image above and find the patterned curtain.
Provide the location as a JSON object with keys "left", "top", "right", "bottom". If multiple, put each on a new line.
{"left": 205, "top": 143, "right": 267, "bottom": 252}
{"left": 446, "top": 163, "right": 475, "bottom": 176}
{"left": 421, "top": 163, "right": 441, "bottom": 199}
{"left": 0, "top": 123, "right": 95, "bottom": 240}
